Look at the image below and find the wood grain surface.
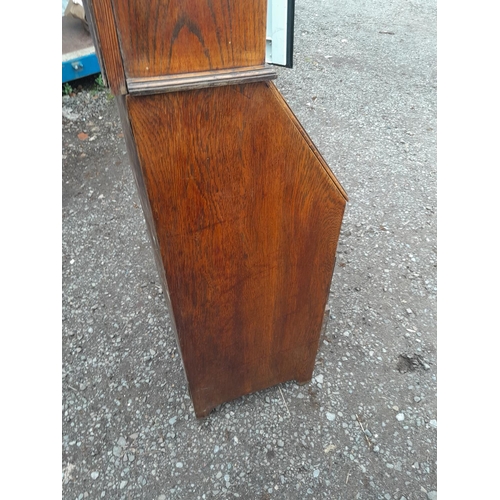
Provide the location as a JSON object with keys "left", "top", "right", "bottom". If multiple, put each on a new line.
{"left": 115, "top": 95, "right": 180, "bottom": 351}
{"left": 126, "top": 82, "right": 347, "bottom": 417}
{"left": 126, "top": 65, "right": 276, "bottom": 95}
{"left": 112, "top": 0, "right": 267, "bottom": 78}
{"left": 84, "top": 0, "right": 127, "bottom": 94}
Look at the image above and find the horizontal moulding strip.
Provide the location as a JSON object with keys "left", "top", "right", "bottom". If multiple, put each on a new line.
{"left": 126, "top": 65, "right": 277, "bottom": 95}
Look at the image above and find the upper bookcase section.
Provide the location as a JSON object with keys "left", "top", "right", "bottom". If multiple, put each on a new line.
{"left": 112, "top": 0, "right": 267, "bottom": 78}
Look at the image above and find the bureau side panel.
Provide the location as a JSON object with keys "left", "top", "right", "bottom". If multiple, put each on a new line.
{"left": 126, "top": 83, "right": 345, "bottom": 416}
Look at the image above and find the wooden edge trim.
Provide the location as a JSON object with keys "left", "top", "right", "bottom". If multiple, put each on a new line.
{"left": 82, "top": 0, "right": 107, "bottom": 83}
{"left": 84, "top": 0, "right": 127, "bottom": 95}
{"left": 127, "top": 65, "right": 277, "bottom": 95}
{"left": 115, "top": 94, "right": 183, "bottom": 369}
{"left": 266, "top": 81, "right": 349, "bottom": 202}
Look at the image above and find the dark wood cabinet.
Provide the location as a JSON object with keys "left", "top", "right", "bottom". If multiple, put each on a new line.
{"left": 84, "top": 0, "right": 347, "bottom": 417}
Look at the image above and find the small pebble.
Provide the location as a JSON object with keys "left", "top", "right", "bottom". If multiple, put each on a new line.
{"left": 429, "top": 419, "right": 437, "bottom": 429}
{"left": 119, "top": 481, "right": 127, "bottom": 489}
{"left": 427, "top": 492, "right": 437, "bottom": 500}
{"left": 396, "top": 413, "right": 405, "bottom": 421}
{"left": 91, "top": 471, "right": 99, "bottom": 480}
{"left": 326, "top": 412, "right": 336, "bottom": 422}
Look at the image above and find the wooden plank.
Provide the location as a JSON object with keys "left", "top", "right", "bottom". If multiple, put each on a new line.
{"left": 115, "top": 94, "right": 182, "bottom": 361}
{"left": 112, "top": 0, "right": 267, "bottom": 79}
{"left": 127, "top": 65, "right": 277, "bottom": 95}
{"left": 84, "top": 0, "right": 126, "bottom": 94}
{"left": 126, "top": 82, "right": 346, "bottom": 417}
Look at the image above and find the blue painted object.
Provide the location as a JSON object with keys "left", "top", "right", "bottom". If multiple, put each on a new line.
{"left": 62, "top": 48, "right": 101, "bottom": 83}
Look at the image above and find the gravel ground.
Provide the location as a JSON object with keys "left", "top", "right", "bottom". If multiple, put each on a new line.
{"left": 62, "top": 0, "right": 437, "bottom": 498}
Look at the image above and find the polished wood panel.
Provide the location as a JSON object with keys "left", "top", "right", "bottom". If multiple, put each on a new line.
{"left": 111, "top": 0, "right": 267, "bottom": 78}
{"left": 114, "top": 95, "right": 178, "bottom": 336}
{"left": 84, "top": 0, "right": 127, "bottom": 94}
{"left": 126, "top": 82, "right": 347, "bottom": 417}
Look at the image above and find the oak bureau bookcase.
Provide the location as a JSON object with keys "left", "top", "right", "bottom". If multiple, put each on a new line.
{"left": 83, "top": 0, "right": 348, "bottom": 418}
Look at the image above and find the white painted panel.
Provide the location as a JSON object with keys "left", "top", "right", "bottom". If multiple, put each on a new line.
{"left": 266, "top": 0, "right": 292, "bottom": 67}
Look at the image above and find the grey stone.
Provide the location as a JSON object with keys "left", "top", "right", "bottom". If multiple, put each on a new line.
{"left": 62, "top": 108, "right": 80, "bottom": 121}
{"left": 427, "top": 492, "right": 437, "bottom": 500}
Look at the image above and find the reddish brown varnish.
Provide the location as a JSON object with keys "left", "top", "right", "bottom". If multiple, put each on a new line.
{"left": 84, "top": 0, "right": 126, "bottom": 94}
{"left": 84, "top": 0, "right": 347, "bottom": 417}
{"left": 112, "top": 0, "right": 267, "bottom": 78}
